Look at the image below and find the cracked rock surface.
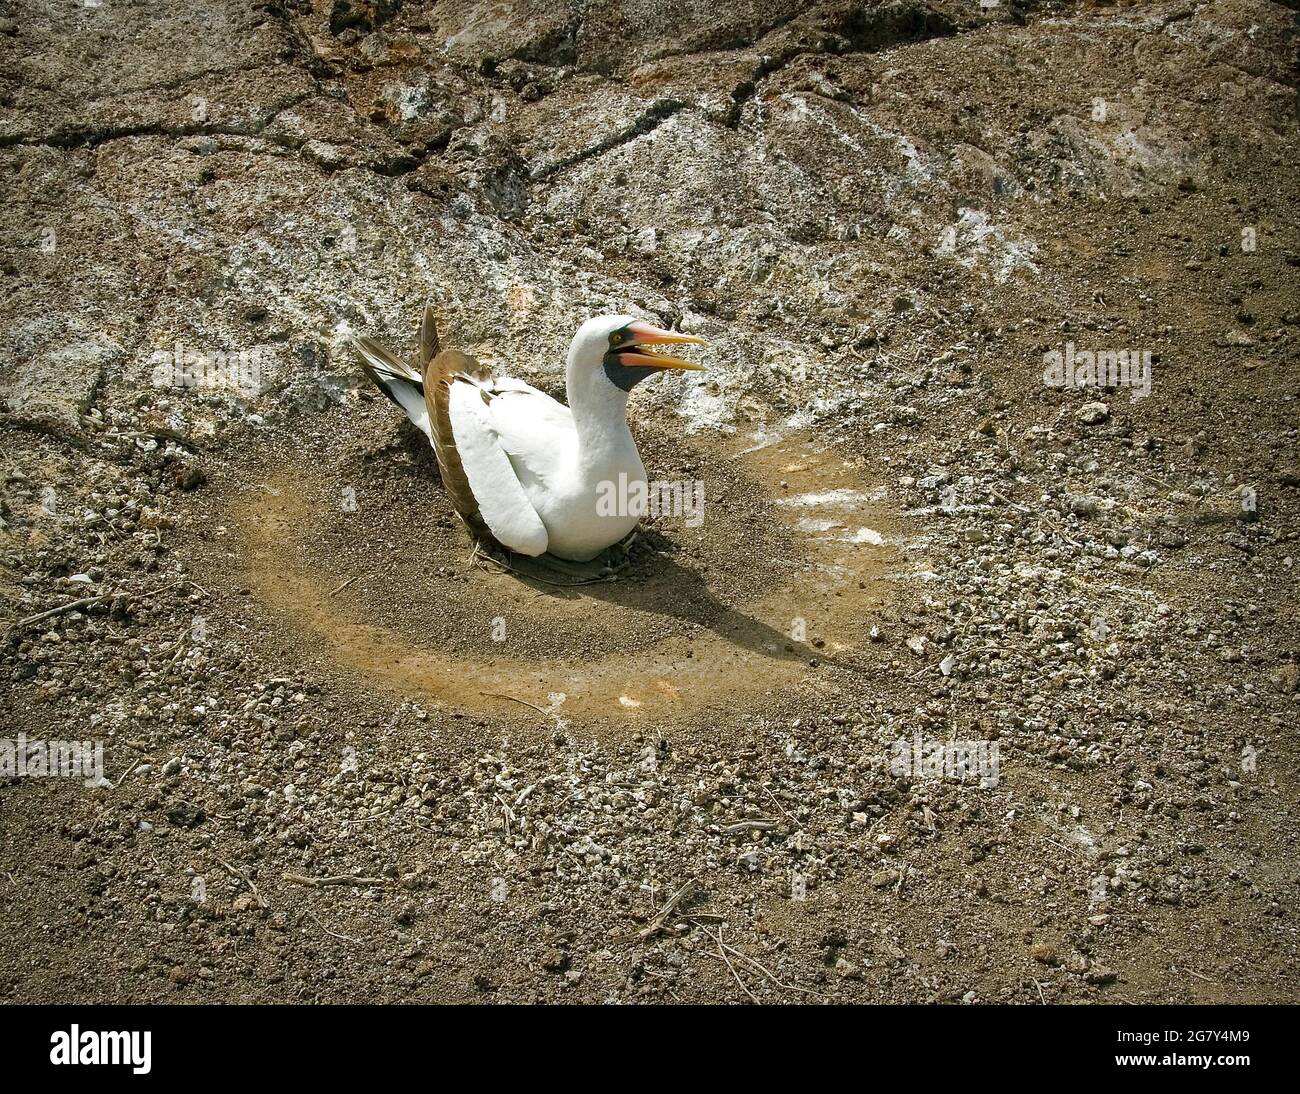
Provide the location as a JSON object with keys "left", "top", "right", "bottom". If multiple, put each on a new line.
{"left": 1, "top": 0, "right": 1298, "bottom": 1003}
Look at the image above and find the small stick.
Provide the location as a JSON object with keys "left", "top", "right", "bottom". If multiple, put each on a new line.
{"left": 1172, "top": 965, "right": 1214, "bottom": 983}
{"left": 761, "top": 786, "right": 800, "bottom": 826}
{"left": 307, "top": 912, "right": 363, "bottom": 944}
{"left": 330, "top": 574, "right": 361, "bottom": 596}
{"left": 14, "top": 580, "right": 187, "bottom": 628}
{"left": 16, "top": 594, "right": 108, "bottom": 627}
{"left": 618, "top": 879, "right": 697, "bottom": 942}
{"left": 698, "top": 925, "right": 828, "bottom": 1000}
{"left": 480, "top": 692, "right": 551, "bottom": 716}
{"left": 495, "top": 793, "right": 513, "bottom": 842}
{"left": 699, "top": 924, "right": 759, "bottom": 1003}
{"left": 988, "top": 488, "right": 1032, "bottom": 514}
{"left": 216, "top": 857, "right": 268, "bottom": 909}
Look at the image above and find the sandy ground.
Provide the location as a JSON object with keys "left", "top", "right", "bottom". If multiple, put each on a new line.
{"left": 1, "top": 0, "right": 1298, "bottom": 1003}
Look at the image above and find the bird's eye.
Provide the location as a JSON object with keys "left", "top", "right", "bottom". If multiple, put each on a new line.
{"left": 610, "top": 332, "right": 624, "bottom": 345}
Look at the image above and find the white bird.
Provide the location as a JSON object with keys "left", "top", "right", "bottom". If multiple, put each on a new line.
{"left": 353, "top": 307, "right": 705, "bottom": 562}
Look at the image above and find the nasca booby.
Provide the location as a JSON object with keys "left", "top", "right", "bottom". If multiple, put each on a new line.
{"left": 353, "top": 307, "right": 705, "bottom": 562}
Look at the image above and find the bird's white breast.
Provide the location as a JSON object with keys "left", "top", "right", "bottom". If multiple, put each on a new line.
{"left": 530, "top": 437, "right": 645, "bottom": 562}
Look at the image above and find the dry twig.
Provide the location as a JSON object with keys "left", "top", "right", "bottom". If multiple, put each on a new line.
{"left": 329, "top": 575, "right": 361, "bottom": 596}
{"left": 615, "top": 879, "right": 697, "bottom": 943}
{"left": 216, "top": 857, "right": 268, "bottom": 909}
{"left": 14, "top": 580, "right": 188, "bottom": 629}
{"left": 481, "top": 692, "right": 551, "bottom": 717}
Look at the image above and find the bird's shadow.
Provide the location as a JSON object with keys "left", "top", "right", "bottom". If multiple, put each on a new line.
{"left": 492, "top": 530, "right": 826, "bottom": 671}
{"left": 393, "top": 422, "right": 865, "bottom": 674}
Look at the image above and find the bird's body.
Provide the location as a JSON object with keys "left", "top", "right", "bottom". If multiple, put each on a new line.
{"left": 353, "top": 310, "right": 703, "bottom": 562}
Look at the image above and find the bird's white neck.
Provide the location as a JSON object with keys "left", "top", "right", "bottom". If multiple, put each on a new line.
{"left": 565, "top": 355, "right": 638, "bottom": 478}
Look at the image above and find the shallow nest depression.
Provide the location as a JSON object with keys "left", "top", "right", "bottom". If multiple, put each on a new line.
{"left": 187, "top": 409, "right": 898, "bottom": 726}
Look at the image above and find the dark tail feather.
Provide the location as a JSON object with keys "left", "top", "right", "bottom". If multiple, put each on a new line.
{"left": 419, "top": 303, "right": 439, "bottom": 369}
{"left": 352, "top": 336, "right": 431, "bottom": 439}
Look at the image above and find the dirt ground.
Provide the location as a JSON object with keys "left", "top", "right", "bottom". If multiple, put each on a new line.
{"left": 1, "top": 0, "right": 1297, "bottom": 1003}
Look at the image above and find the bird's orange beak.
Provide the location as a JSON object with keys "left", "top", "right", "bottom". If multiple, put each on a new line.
{"left": 617, "top": 321, "right": 706, "bottom": 371}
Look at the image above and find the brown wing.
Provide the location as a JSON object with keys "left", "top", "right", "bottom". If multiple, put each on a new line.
{"left": 419, "top": 308, "right": 496, "bottom": 541}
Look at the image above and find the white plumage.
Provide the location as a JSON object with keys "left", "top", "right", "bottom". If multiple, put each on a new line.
{"left": 354, "top": 311, "right": 704, "bottom": 562}
{"left": 446, "top": 377, "right": 551, "bottom": 557}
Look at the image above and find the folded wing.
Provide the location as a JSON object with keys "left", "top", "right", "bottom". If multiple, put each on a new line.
{"left": 445, "top": 377, "right": 550, "bottom": 556}
{"left": 476, "top": 380, "right": 574, "bottom": 496}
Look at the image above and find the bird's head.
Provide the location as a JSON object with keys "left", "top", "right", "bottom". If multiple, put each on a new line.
{"left": 567, "top": 314, "right": 705, "bottom": 394}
